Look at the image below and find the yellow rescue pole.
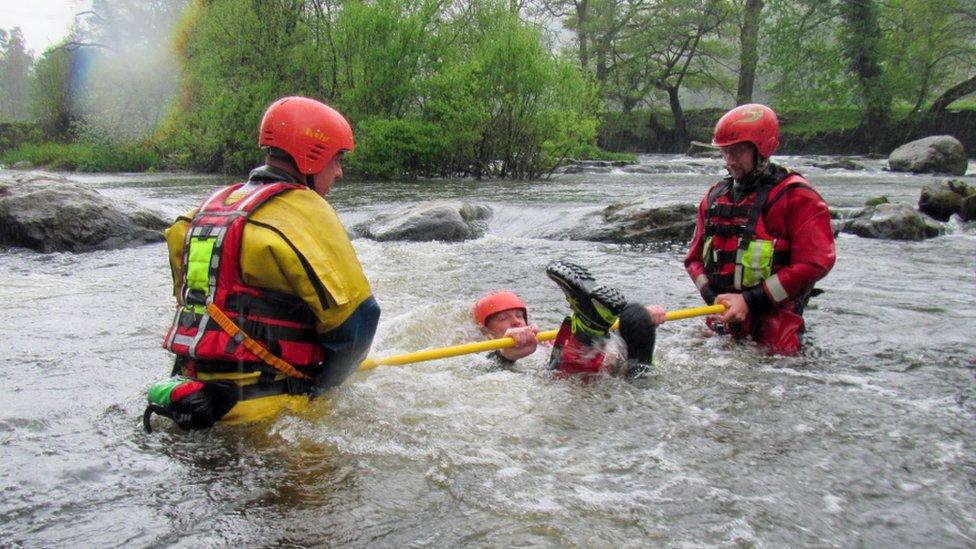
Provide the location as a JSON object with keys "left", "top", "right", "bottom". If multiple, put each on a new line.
{"left": 357, "top": 304, "right": 725, "bottom": 371}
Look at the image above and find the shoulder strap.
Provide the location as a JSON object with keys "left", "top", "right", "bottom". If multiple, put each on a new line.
{"left": 706, "top": 179, "right": 733, "bottom": 212}
{"left": 738, "top": 182, "right": 775, "bottom": 250}
{"left": 763, "top": 172, "right": 820, "bottom": 214}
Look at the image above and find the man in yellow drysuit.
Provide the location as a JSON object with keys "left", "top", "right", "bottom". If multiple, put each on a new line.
{"left": 145, "top": 96, "right": 380, "bottom": 430}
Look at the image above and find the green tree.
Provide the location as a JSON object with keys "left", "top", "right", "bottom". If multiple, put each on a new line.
{"left": 458, "top": 8, "right": 598, "bottom": 178}
{"left": 0, "top": 27, "right": 34, "bottom": 121}
{"left": 613, "top": 0, "right": 735, "bottom": 150}
{"left": 167, "top": 0, "right": 597, "bottom": 178}
{"left": 351, "top": 1, "right": 598, "bottom": 178}
{"left": 762, "top": 0, "right": 852, "bottom": 110}
{"left": 29, "top": 44, "right": 76, "bottom": 138}
{"left": 735, "top": 0, "right": 762, "bottom": 105}
{"left": 327, "top": 0, "right": 448, "bottom": 120}
{"left": 881, "top": 0, "right": 976, "bottom": 113}
{"left": 164, "top": 0, "right": 314, "bottom": 172}
{"left": 763, "top": 0, "right": 976, "bottom": 129}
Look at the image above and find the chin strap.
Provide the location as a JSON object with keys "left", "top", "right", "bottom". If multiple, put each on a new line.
{"left": 744, "top": 156, "right": 769, "bottom": 182}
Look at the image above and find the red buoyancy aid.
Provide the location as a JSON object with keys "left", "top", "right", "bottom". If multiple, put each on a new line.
{"left": 697, "top": 170, "right": 837, "bottom": 307}
{"left": 686, "top": 169, "right": 836, "bottom": 355}
{"left": 163, "top": 183, "right": 324, "bottom": 374}
{"left": 700, "top": 173, "right": 808, "bottom": 293}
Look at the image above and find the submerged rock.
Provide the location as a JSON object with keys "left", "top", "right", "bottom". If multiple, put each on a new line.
{"left": 811, "top": 157, "right": 866, "bottom": 171}
{"left": 0, "top": 171, "right": 167, "bottom": 253}
{"left": 961, "top": 194, "right": 976, "bottom": 222}
{"left": 686, "top": 141, "right": 721, "bottom": 158}
{"left": 558, "top": 160, "right": 634, "bottom": 175}
{"left": 840, "top": 203, "right": 944, "bottom": 240}
{"left": 355, "top": 200, "right": 491, "bottom": 242}
{"left": 917, "top": 179, "right": 975, "bottom": 222}
{"left": 887, "top": 135, "right": 968, "bottom": 176}
{"left": 567, "top": 200, "right": 698, "bottom": 243}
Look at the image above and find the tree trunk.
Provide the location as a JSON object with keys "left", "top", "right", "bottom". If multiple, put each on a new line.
{"left": 647, "top": 112, "right": 671, "bottom": 152}
{"left": 840, "top": 0, "right": 891, "bottom": 135}
{"left": 667, "top": 86, "right": 688, "bottom": 152}
{"left": 736, "top": 0, "right": 763, "bottom": 105}
{"left": 595, "top": 47, "right": 608, "bottom": 83}
{"left": 577, "top": 0, "right": 589, "bottom": 71}
{"left": 928, "top": 73, "right": 976, "bottom": 113}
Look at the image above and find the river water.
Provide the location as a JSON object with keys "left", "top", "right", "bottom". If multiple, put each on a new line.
{"left": 1, "top": 155, "right": 974, "bottom": 547}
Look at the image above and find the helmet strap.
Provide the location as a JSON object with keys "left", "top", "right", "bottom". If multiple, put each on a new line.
{"left": 753, "top": 155, "right": 769, "bottom": 177}
{"left": 744, "top": 146, "right": 768, "bottom": 180}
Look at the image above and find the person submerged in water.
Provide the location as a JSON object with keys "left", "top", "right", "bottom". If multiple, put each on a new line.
{"left": 473, "top": 261, "right": 666, "bottom": 377}
{"left": 472, "top": 290, "right": 543, "bottom": 367}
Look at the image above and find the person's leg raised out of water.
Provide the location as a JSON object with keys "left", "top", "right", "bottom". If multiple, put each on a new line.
{"left": 545, "top": 260, "right": 626, "bottom": 375}
{"left": 545, "top": 260, "right": 658, "bottom": 377}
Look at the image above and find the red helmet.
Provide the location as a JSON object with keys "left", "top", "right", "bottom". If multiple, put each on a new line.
{"left": 712, "top": 103, "right": 780, "bottom": 158}
{"left": 473, "top": 291, "right": 527, "bottom": 327}
{"left": 258, "top": 96, "right": 354, "bottom": 174}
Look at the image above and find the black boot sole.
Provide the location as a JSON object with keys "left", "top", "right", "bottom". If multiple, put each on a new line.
{"left": 546, "top": 261, "right": 626, "bottom": 322}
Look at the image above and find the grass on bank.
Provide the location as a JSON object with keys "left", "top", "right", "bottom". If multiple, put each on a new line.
{"left": 3, "top": 103, "right": 972, "bottom": 173}
{"left": 1, "top": 141, "right": 162, "bottom": 172}
{"left": 2, "top": 138, "right": 634, "bottom": 175}
{"left": 600, "top": 103, "right": 976, "bottom": 154}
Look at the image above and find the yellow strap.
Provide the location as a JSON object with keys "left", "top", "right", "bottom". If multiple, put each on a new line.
{"left": 357, "top": 304, "right": 726, "bottom": 371}
{"left": 206, "top": 302, "right": 312, "bottom": 381}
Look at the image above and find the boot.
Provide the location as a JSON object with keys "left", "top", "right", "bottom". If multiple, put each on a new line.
{"left": 546, "top": 260, "right": 626, "bottom": 338}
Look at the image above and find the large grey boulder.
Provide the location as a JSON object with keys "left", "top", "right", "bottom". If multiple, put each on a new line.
{"left": 356, "top": 200, "right": 491, "bottom": 241}
{"left": 918, "top": 179, "right": 976, "bottom": 221}
{"left": 888, "top": 135, "right": 968, "bottom": 175}
{"left": 567, "top": 200, "right": 698, "bottom": 243}
{"left": 841, "top": 203, "right": 944, "bottom": 240}
{"left": 0, "top": 171, "right": 168, "bottom": 253}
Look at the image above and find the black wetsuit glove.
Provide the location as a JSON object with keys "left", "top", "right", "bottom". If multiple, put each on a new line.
{"left": 742, "top": 284, "right": 771, "bottom": 315}
{"left": 699, "top": 285, "right": 717, "bottom": 305}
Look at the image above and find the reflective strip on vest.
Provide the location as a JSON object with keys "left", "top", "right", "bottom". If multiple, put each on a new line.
{"left": 186, "top": 307, "right": 212, "bottom": 359}
{"left": 199, "top": 186, "right": 232, "bottom": 211}
{"left": 170, "top": 332, "right": 199, "bottom": 349}
{"left": 235, "top": 187, "right": 278, "bottom": 211}
{"left": 186, "top": 237, "right": 217, "bottom": 308}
